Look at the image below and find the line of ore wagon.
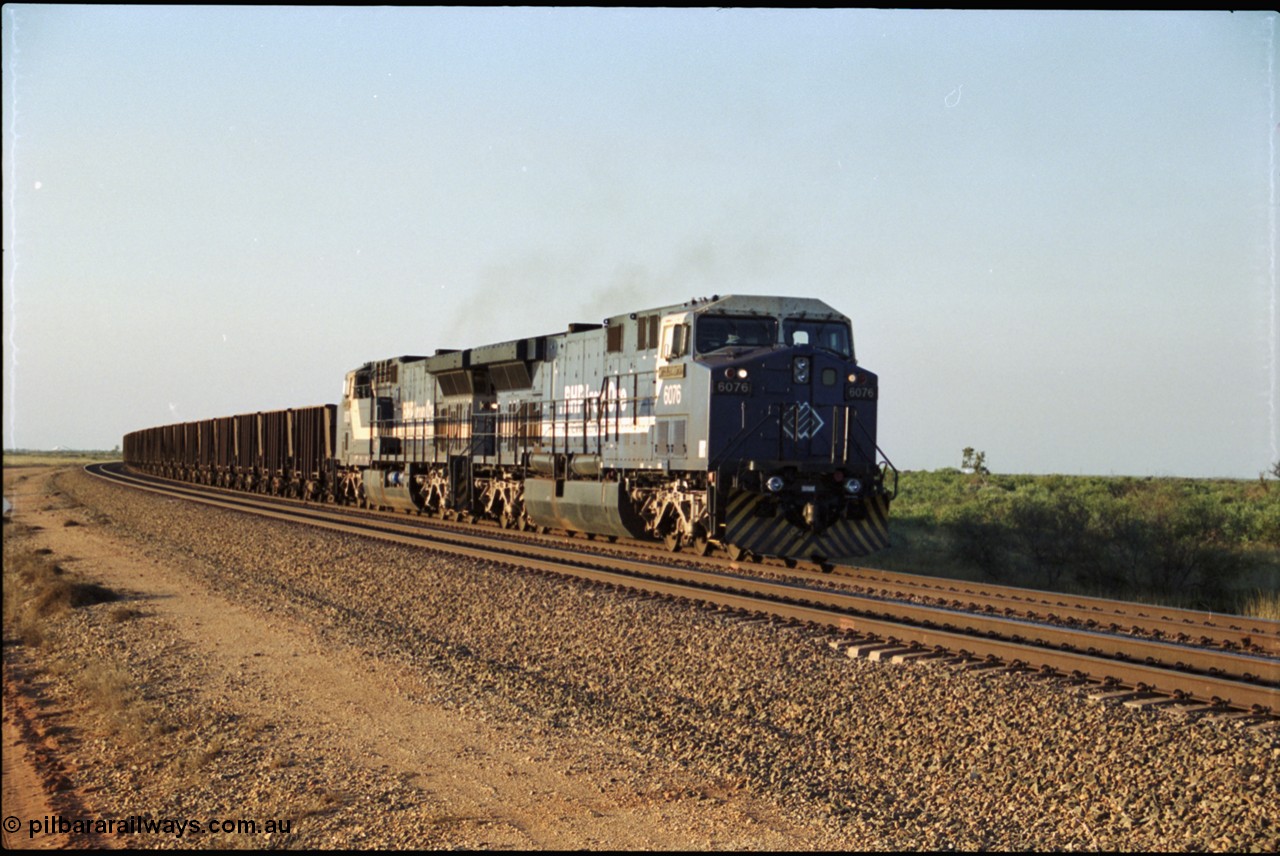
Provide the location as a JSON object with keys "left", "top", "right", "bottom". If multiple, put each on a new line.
{"left": 123, "top": 405, "right": 338, "bottom": 501}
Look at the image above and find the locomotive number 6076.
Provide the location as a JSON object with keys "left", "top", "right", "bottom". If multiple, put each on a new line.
{"left": 714, "top": 379, "right": 752, "bottom": 395}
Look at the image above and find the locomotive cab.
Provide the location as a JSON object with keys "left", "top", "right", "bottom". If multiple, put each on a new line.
{"left": 688, "top": 297, "right": 894, "bottom": 560}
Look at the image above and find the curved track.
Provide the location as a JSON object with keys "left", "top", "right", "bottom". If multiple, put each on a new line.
{"left": 89, "top": 463, "right": 1280, "bottom": 716}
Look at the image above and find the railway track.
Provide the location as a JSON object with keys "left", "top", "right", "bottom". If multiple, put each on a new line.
{"left": 796, "top": 565, "right": 1280, "bottom": 657}
{"left": 88, "top": 463, "right": 1280, "bottom": 719}
{"left": 329, "top": 485, "right": 1279, "bottom": 658}
{"left": 553, "top": 530, "right": 1280, "bottom": 658}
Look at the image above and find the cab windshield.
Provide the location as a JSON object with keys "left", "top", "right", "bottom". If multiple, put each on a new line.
{"left": 783, "top": 319, "right": 853, "bottom": 358}
{"left": 695, "top": 315, "right": 779, "bottom": 355}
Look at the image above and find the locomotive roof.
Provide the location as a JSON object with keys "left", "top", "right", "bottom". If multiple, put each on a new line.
{"left": 348, "top": 295, "right": 850, "bottom": 376}
{"left": 603, "top": 294, "right": 848, "bottom": 326}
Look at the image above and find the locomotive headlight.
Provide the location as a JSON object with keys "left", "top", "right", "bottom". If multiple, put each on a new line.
{"left": 766, "top": 475, "right": 786, "bottom": 493}
{"left": 844, "top": 478, "right": 864, "bottom": 495}
{"left": 736, "top": 367, "right": 749, "bottom": 379}
{"left": 793, "top": 356, "right": 811, "bottom": 384}
{"left": 725, "top": 367, "right": 749, "bottom": 380}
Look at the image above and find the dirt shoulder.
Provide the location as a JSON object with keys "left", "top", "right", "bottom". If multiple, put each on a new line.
{"left": 0, "top": 467, "right": 812, "bottom": 849}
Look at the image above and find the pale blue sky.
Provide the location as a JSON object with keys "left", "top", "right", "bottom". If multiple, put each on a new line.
{"left": 4, "top": 7, "right": 1276, "bottom": 477}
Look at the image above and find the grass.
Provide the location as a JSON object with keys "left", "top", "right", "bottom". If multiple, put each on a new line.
{"left": 855, "top": 469, "right": 1280, "bottom": 618}
{"left": 2, "top": 543, "right": 186, "bottom": 774}
{"left": 1241, "top": 588, "right": 1280, "bottom": 621}
{"left": 3, "top": 545, "right": 121, "bottom": 646}
{"left": 75, "top": 659, "right": 165, "bottom": 742}
{"left": 4, "top": 449, "right": 121, "bottom": 467}
{"left": 3, "top": 543, "right": 163, "bottom": 745}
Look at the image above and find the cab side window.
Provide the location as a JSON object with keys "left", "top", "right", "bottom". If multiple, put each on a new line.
{"left": 662, "top": 323, "right": 690, "bottom": 359}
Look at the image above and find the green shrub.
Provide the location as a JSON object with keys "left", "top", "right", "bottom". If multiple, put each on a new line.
{"left": 864, "top": 469, "right": 1277, "bottom": 612}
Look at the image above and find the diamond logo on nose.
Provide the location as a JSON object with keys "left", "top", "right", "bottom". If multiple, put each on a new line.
{"left": 782, "top": 402, "right": 824, "bottom": 440}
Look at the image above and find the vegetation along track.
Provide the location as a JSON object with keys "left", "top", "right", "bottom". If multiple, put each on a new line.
{"left": 90, "top": 463, "right": 1280, "bottom": 719}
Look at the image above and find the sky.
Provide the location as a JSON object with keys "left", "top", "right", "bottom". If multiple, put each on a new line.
{"left": 3, "top": 7, "right": 1277, "bottom": 478}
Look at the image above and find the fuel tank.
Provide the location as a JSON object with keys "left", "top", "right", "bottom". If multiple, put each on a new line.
{"left": 361, "top": 468, "right": 419, "bottom": 513}
{"left": 524, "top": 478, "right": 648, "bottom": 539}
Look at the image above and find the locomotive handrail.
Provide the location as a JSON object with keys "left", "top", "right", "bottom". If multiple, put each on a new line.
{"left": 845, "top": 405, "right": 898, "bottom": 500}
{"left": 880, "top": 452, "right": 899, "bottom": 500}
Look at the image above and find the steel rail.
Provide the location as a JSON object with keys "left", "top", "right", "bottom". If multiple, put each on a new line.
{"left": 818, "top": 565, "right": 1280, "bottom": 656}
{"left": 87, "top": 464, "right": 1279, "bottom": 712}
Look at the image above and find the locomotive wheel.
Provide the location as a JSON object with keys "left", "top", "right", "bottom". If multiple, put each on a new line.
{"left": 686, "top": 524, "right": 711, "bottom": 557}
{"left": 663, "top": 533, "right": 682, "bottom": 553}
{"left": 726, "top": 544, "right": 745, "bottom": 562}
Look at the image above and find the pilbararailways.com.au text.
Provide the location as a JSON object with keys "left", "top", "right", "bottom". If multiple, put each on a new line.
{"left": 9, "top": 814, "right": 293, "bottom": 840}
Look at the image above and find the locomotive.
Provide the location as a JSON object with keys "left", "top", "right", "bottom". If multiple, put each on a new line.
{"left": 125, "top": 294, "right": 895, "bottom": 563}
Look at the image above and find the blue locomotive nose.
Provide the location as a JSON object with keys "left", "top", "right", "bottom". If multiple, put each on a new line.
{"left": 705, "top": 348, "right": 880, "bottom": 469}
{"left": 705, "top": 346, "right": 891, "bottom": 559}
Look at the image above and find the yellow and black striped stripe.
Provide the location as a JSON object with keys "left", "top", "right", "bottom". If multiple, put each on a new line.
{"left": 724, "top": 490, "right": 889, "bottom": 559}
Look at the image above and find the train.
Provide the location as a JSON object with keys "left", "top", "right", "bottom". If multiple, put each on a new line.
{"left": 124, "top": 294, "right": 896, "bottom": 563}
